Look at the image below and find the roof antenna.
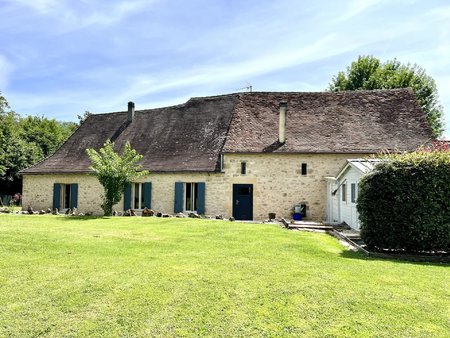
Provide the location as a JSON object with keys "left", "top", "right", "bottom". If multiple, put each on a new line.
{"left": 236, "top": 82, "right": 253, "bottom": 93}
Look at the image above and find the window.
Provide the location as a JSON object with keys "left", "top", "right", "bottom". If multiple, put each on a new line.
{"left": 60, "top": 184, "right": 72, "bottom": 209}
{"left": 301, "top": 163, "right": 307, "bottom": 176}
{"left": 351, "top": 183, "right": 357, "bottom": 203}
{"left": 241, "top": 161, "right": 246, "bottom": 175}
{"left": 174, "top": 182, "right": 205, "bottom": 214}
{"left": 124, "top": 182, "right": 151, "bottom": 211}
{"left": 132, "top": 183, "right": 145, "bottom": 209}
{"left": 342, "top": 183, "right": 347, "bottom": 202}
{"left": 238, "top": 186, "right": 252, "bottom": 195}
{"left": 54, "top": 183, "right": 78, "bottom": 210}
{"left": 185, "top": 182, "right": 199, "bottom": 211}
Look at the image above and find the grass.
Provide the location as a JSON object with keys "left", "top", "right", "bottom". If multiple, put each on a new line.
{"left": 0, "top": 215, "right": 449, "bottom": 337}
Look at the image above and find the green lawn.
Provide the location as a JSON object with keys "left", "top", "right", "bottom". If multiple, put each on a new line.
{"left": 0, "top": 215, "right": 448, "bottom": 337}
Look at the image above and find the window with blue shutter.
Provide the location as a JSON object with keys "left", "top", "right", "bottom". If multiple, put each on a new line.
{"left": 53, "top": 183, "right": 61, "bottom": 210}
{"left": 143, "top": 182, "right": 152, "bottom": 208}
{"left": 197, "top": 182, "right": 205, "bottom": 214}
{"left": 174, "top": 182, "right": 184, "bottom": 213}
{"left": 124, "top": 184, "right": 132, "bottom": 210}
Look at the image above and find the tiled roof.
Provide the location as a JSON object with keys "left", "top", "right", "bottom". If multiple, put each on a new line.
{"left": 223, "top": 89, "right": 433, "bottom": 153}
{"left": 23, "top": 94, "right": 239, "bottom": 173}
{"left": 22, "top": 89, "right": 433, "bottom": 174}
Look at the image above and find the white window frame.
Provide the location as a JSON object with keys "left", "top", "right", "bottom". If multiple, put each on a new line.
{"left": 132, "top": 183, "right": 145, "bottom": 210}
{"left": 184, "top": 182, "right": 199, "bottom": 212}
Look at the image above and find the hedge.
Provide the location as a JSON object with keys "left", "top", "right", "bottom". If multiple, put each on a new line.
{"left": 358, "top": 150, "right": 450, "bottom": 253}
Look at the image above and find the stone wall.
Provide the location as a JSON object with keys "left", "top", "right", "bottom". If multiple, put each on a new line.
{"left": 22, "top": 174, "right": 104, "bottom": 214}
{"left": 223, "top": 153, "right": 353, "bottom": 220}
{"left": 22, "top": 153, "right": 362, "bottom": 220}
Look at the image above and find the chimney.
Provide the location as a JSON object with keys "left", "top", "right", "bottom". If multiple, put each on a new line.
{"left": 279, "top": 102, "right": 287, "bottom": 144}
{"left": 127, "top": 101, "right": 135, "bottom": 122}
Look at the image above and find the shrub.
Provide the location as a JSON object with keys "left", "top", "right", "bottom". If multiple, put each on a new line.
{"left": 86, "top": 140, "right": 148, "bottom": 216}
{"left": 358, "top": 147, "right": 450, "bottom": 253}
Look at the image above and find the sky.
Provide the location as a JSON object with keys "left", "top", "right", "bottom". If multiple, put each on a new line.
{"left": 1, "top": 0, "right": 449, "bottom": 137}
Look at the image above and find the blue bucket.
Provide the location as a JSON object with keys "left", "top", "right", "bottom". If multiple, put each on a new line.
{"left": 293, "top": 213, "right": 302, "bottom": 221}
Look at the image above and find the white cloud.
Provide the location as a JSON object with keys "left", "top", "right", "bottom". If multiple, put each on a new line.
{"left": 63, "top": 1, "right": 158, "bottom": 31}
{"left": 425, "top": 4, "right": 450, "bottom": 20}
{"left": 13, "top": 0, "right": 59, "bottom": 14}
{"left": 0, "top": 55, "right": 13, "bottom": 88}
{"left": 6, "top": 0, "right": 159, "bottom": 32}
{"left": 334, "top": 0, "right": 383, "bottom": 22}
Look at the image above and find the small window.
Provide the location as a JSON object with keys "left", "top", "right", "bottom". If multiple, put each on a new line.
{"left": 301, "top": 163, "right": 307, "bottom": 176}
{"left": 351, "top": 183, "right": 357, "bottom": 203}
{"left": 342, "top": 183, "right": 347, "bottom": 202}
{"left": 241, "top": 162, "right": 246, "bottom": 175}
{"left": 220, "top": 154, "right": 224, "bottom": 172}
{"left": 238, "top": 186, "right": 251, "bottom": 195}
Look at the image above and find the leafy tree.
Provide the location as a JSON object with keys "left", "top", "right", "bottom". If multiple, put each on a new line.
{"left": 0, "top": 92, "right": 77, "bottom": 194}
{"left": 20, "top": 115, "right": 77, "bottom": 157}
{"left": 77, "top": 111, "right": 92, "bottom": 125}
{"left": 328, "top": 55, "right": 444, "bottom": 137}
{"left": 86, "top": 140, "right": 148, "bottom": 216}
{"left": 0, "top": 92, "right": 8, "bottom": 112}
{"left": 0, "top": 96, "right": 41, "bottom": 190}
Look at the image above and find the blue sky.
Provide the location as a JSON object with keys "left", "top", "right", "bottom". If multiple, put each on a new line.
{"left": 1, "top": 0, "right": 449, "bottom": 137}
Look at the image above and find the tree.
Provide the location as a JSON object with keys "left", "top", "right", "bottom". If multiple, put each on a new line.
{"left": 77, "top": 111, "right": 92, "bottom": 125}
{"left": 86, "top": 140, "right": 148, "bottom": 216}
{"left": 0, "top": 95, "right": 41, "bottom": 193}
{"left": 328, "top": 55, "right": 444, "bottom": 137}
{"left": 20, "top": 116, "right": 77, "bottom": 157}
{"left": 0, "top": 91, "right": 78, "bottom": 194}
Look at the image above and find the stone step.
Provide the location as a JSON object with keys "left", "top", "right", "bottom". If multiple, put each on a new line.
{"left": 288, "top": 224, "right": 334, "bottom": 230}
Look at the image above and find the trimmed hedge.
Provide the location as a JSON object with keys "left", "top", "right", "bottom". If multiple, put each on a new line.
{"left": 358, "top": 150, "right": 450, "bottom": 252}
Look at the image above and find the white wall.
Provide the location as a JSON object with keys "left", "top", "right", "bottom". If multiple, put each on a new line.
{"left": 337, "top": 166, "right": 362, "bottom": 230}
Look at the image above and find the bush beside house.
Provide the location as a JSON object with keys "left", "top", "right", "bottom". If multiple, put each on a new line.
{"left": 358, "top": 147, "right": 450, "bottom": 253}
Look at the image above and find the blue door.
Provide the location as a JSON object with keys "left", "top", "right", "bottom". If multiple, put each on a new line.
{"left": 232, "top": 184, "right": 253, "bottom": 220}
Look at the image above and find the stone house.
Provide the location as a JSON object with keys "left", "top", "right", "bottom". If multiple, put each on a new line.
{"left": 21, "top": 89, "right": 433, "bottom": 220}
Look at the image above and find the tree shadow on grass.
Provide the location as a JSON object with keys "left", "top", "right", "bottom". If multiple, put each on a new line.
{"left": 339, "top": 249, "right": 450, "bottom": 267}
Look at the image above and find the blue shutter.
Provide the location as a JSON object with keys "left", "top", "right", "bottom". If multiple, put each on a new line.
{"left": 124, "top": 184, "right": 132, "bottom": 210}
{"left": 197, "top": 182, "right": 205, "bottom": 214}
{"left": 53, "top": 183, "right": 61, "bottom": 210}
{"left": 143, "top": 182, "right": 152, "bottom": 208}
{"left": 174, "top": 182, "right": 184, "bottom": 213}
{"left": 70, "top": 184, "right": 78, "bottom": 208}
